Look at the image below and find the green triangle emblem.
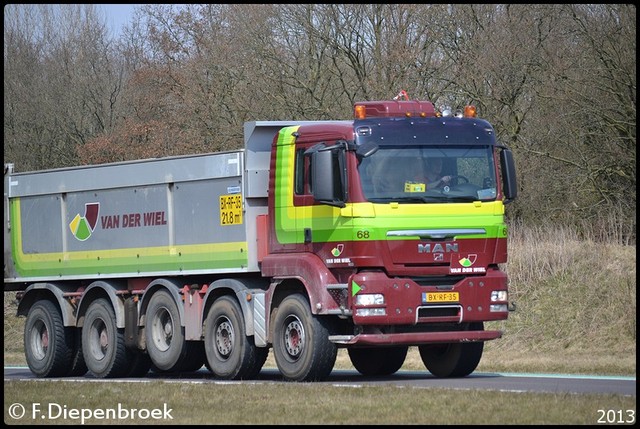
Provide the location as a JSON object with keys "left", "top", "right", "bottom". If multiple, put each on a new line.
{"left": 351, "top": 280, "right": 361, "bottom": 297}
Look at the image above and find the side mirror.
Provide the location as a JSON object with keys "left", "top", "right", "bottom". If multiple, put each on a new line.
{"left": 500, "top": 149, "right": 518, "bottom": 203}
{"left": 310, "top": 149, "right": 347, "bottom": 208}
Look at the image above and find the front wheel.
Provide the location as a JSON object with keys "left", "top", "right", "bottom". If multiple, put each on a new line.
{"left": 418, "top": 323, "right": 484, "bottom": 378}
{"left": 348, "top": 346, "right": 408, "bottom": 376}
{"left": 272, "top": 294, "right": 337, "bottom": 382}
{"left": 204, "top": 296, "right": 267, "bottom": 380}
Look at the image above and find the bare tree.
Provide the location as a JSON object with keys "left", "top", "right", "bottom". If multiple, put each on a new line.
{"left": 5, "top": 4, "right": 635, "bottom": 241}
{"left": 4, "top": 4, "right": 124, "bottom": 170}
{"left": 535, "top": 4, "right": 635, "bottom": 236}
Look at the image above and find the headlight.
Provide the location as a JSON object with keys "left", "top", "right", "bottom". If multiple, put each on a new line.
{"left": 355, "top": 308, "right": 386, "bottom": 316}
{"left": 490, "top": 290, "right": 508, "bottom": 302}
{"left": 354, "top": 294, "right": 385, "bottom": 306}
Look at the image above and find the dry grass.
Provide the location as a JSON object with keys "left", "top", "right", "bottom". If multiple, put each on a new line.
{"left": 4, "top": 380, "right": 636, "bottom": 425}
{"left": 493, "top": 222, "right": 636, "bottom": 375}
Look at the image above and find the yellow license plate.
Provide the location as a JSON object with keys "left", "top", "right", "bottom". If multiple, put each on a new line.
{"left": 424, "top": 292, "right": 459, "bottom": 303}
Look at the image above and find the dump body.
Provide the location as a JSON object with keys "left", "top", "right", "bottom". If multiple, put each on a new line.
{"left": 4, "top": 100, "right": 517, "bottom": 382}
{"left": 5, "top": 150, "right": 257, "bottom": 284}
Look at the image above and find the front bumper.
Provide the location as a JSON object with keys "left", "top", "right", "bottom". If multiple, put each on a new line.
{"left": 348, "top": 269, "right": 509, "bottom": 326}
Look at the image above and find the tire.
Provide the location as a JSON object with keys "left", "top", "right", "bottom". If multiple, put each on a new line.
{"left": 145, "top": 289, "right": 187, "bottom": 372}
{"left": 24, "top": 301, "right": 73, "bottom": 377}
{"left": 418, "top": 323, "right": 484, "bottom": 378}
{"left": 82, "top": 298, "right": 130, "bottom": 378}
{"left": 148, "top": 342, "right": 204, "bottom": 373}
{"left": 272, "top": 294, "right": 337, "bottom": 382}
{"left": 348, "top": 346, "right": 408, "bottom": 376}
{"left": 174, "top": 341, "right": 206, "bottom": 372}
{"left": 66, "top": 327, "right": 88, "bottom": 376}
{"left": 204, "top": 296, "right": 268, "bottom": 380}
{"left": 126, "top": 350, "right": 152, "bottom": 377}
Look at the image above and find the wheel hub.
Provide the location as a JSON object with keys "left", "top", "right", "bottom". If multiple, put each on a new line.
{"left": 215, "top": 319, "right": 234, "bottom": 357}
{"left": 284, "top": 319, "right": 304, "bottom": 357}
{"left": 152, "top": 308, "right": 173, "bottom": 352}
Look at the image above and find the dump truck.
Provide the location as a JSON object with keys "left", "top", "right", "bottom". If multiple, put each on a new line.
{"left": 4, "top": 96, "right": 518, "bottom": 381}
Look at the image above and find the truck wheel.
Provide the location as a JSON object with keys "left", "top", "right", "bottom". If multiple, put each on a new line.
{"left": 126, "top": 350, "right": 152, "bottom": 377}
{"left": 67, "top": 327, "right": 88, "bottom": 376}
{"left": 418, "top": 323, "right": 484, "bottom": 378}
{"left": 204, "top": 296, "right": 268, "bottom": 380}
{"left": 145, "top": 289, "right": 187, "bottom": 371}
{"left": 272, "top": 294, "right": 337, "bottom": 382}
{"left": 82, "top": 298, "right": 130, "bottom": 378}
{"left": 348, "top": 346, "right": 408, "bottom": 376}
{"left": 148, "top": 342, "right": 205, "bottom": 373}
{"left": 24, "top": 300, "right": 73, "bottom": 377}
{"left": 175, "top": 341, "right": 206, "bottom": 372}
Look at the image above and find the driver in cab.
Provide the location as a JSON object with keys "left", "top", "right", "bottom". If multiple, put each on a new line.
{"left": 425, "top": 157, "right": 451, "bottom": 189}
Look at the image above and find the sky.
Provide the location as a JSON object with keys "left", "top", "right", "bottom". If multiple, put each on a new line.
{"left": 100, "top": 4, "right": 139, "bottom": 35}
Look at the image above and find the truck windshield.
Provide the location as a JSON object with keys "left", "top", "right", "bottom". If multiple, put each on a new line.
{"left": 358, "top": 146, "right": 498, "bottom": 203}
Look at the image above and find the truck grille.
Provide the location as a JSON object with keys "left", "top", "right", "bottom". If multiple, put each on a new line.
{"left": 411, "top": 275, "right": 464, "bottom": 287}
{"left": 417, "top": 305, "right": 462, "bottom": 323}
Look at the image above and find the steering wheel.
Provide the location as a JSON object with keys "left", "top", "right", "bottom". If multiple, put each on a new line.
{"left": 449, "top": 175, "right": 470, "bottom": 184}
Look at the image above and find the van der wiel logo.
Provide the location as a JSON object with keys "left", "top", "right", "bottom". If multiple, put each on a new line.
{"left": 458, "top": 254, "right": 477, "bottom": 267}
{"left": 69, "top": 202, "right": 100, "bottom": 241}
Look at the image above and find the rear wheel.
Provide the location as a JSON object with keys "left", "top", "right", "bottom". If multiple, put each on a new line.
{"left": 348, "top": 346, "right": 408, "bottom": 376}
{"left": 126, "top": 350, "right": 152, "bottom": 377}
{"left": 175, "top": 341, "right": 206, "bottom": 372}
{"left": 67, "top": 327, "right": 88, "bottom": 376}
{"left": 418, "top": 323, "right": 484, "bottom": 378}
{"left": 145, "top": 290, "right": 188, "bottom": 372}
{"left": 82, "top": 298, "right": 130, "bottom": 378}
{"left": 272, "top": 294, "right": 337, "bottom": 382}
{"left": 24, "top": 301, "right": 73, "bottom": 377}
{"left": 204, "top": 296, "right": 268, "bottom": 379}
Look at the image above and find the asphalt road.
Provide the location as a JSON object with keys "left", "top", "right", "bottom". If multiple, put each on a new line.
{"left": 4, "top": 366, "right": 636, "bottom": 396}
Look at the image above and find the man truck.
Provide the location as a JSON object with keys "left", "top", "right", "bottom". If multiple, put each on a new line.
{"left": 4, "top": 96, "right": 517, "bottom": 381}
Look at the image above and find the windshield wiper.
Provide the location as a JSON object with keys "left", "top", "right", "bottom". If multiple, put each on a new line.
{"left": 367, "top": 195, "right": 482, "bottom": 204}
{"left": 438, "top": 195, "right": 480, "bottom": 202}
